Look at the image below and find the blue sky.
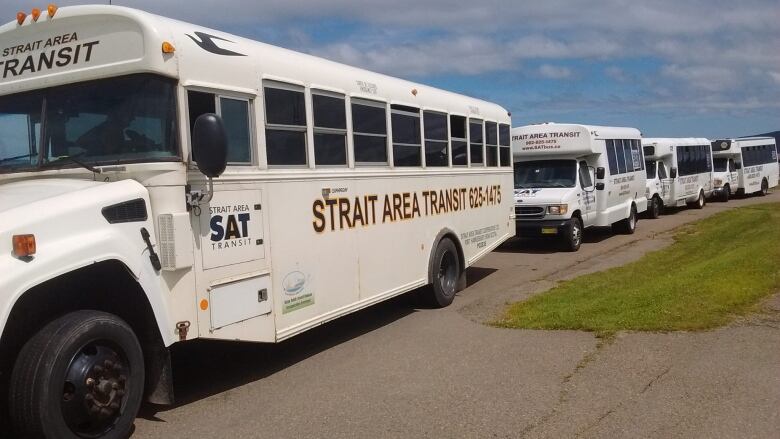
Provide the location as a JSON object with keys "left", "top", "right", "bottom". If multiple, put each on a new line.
{"left": 3, "top": 0, "right": 778, "bottom": 138}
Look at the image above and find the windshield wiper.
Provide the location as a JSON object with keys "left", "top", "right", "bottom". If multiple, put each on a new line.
{"left": 0, "top": 153, "right": 37, "bottom": 164}
{"left": 42, "top": 154, "right": 102, "bottom": 174}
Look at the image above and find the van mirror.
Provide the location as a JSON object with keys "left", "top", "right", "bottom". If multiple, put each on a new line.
{"left": 670, "top": 167, "right": 678, "bottom": 179}
{"left": 192, "top": 113, "right": 228, "bottom": 179}
{"left": 596, "top": 167, "right": 605, "bottom": 179}
{"left": 595, "top": 182, "right": 605, "bottom": 191}
{"left": 735, "top": 162, "right": 742, "bottom": 170}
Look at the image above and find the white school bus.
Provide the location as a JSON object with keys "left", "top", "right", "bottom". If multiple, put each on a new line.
{"left": 642, "top": 138, "right": 713, "bottom": 217}
{"left": 512, "top": 123, "right": 647, "bottom": 251}
{"left": 710, "top": 137, "right": 778, "bottom": 199}
{"left": 0, "top": 5, "right": 514, "bottom": 437}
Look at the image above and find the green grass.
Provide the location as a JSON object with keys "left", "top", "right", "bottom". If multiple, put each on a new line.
{"left": 495, "top": 203, "right": 780, "bottom": 334}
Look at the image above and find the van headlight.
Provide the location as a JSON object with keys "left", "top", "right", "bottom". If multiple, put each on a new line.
{"left": 547, "top": 204, "right": 568, "bottom": 215}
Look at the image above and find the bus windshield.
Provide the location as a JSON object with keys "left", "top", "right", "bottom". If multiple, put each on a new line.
{"left": 645, "top": 161, "right": 656, "bottom": 179}
{"left": 713, "top": 157, "right": 728, "bottom": 172}
{"left": 514, "top": 159, "right": 576, "bottom": 188}
{"left": 0, "top": 74, "right": 178, "bottom": 173}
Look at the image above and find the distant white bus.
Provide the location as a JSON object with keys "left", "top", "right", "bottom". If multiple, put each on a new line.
{"left": 0, "top": 5, "right": 515, "bottom": 437}
{"left": 642, "top": 138, "right": 713, "bottom": 217}
{"left": 512, "top": 123, "right": 647, "bottom": 251}
{"left": 710, "top": 137, "right": 778, "bottom": 199}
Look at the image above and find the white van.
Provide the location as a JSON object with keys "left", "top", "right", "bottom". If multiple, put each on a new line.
{"left": 512, "top": 123, "right": 648, "bottom": 251}
{"left": 642, "top": 138, "right": 714, "bottom": 217}
{"left": 711, "top": 137, "right": 779, "bottom": 199}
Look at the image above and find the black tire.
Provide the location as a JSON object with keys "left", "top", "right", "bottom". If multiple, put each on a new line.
{"left": 563, "top": 217, "right": 583, "bottom": 252}
{"left": 424, "top": 238, "right": 461, "bottom": 308}
{"left": 10, "top": 311, "right": 144, "bottom": 439}
{"left": 694, "top": 190, "right": 705, "bottom": 209}
{"left": 721, "top": 185, "right": 730, "bottom": 202}
{"left": 612, "top": 204, "right": 637, "bottom": 235}
{"left": 759, "top": 179, "right": 769, "bottom": 196}
{"left": 648, "top": 196, "right": 662, "bottom": 219}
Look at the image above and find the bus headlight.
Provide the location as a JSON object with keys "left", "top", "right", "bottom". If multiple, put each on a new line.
{"left": 547, "top": 204, "right": 568, "bottom": 215}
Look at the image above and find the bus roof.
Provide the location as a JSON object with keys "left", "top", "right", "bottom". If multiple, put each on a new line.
{"left": 642, "top": 137, "right": 710, "bottom": 159}
{"left": 512, "top": 122, "right": 641, "bottom": 157}
{"left": 0, "top": 5, "right": 509, "bottom": 121}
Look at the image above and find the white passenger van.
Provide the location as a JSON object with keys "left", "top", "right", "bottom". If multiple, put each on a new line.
{"left": 512, "top": 123, "right": 647, "bottom": 251}
{"left": 642, "top": 138, "right": 713, "bottom": 217}
{"left": 710, "top": 137, "right": 778, "bottom": 199}
{"left": 0, "top": 5, "right": 515, "bottom": 437}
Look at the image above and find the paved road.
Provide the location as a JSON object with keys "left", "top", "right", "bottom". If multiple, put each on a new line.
{"left": 134, "top": 192, "right": 780, "bottom": 438}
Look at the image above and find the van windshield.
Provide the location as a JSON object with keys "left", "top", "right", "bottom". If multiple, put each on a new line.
{"left": 713, "top": 157, "right": 728, "bottom": 172}
{"left": 0, "top": 74, "right": 178, "bottom": 174}
{"left": 514, "top": 159, "right": 576, "bottom": 188}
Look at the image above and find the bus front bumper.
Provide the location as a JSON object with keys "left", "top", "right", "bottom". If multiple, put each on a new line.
{"left": 515, "top": 218, "right": 572, "bottom": 237}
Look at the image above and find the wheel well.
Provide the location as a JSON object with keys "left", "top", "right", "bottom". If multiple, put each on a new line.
{"left": 571, "top": 210, "right": 582, "bottom": 219}
{"left": 0, "top": 260, "right": 173, "bottom": 408}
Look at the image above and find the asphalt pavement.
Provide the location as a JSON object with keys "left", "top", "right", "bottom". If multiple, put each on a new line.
{"left": 133, "top": 191, "right": 780, "bottom": 439}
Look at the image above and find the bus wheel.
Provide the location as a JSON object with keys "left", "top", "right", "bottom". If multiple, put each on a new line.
{"left": 759, "top": 179, "right": 769, "bottom": 196}
{"left": 721, "top": 185, "right": 730, "bottom": 202}
{"left": 10, "top": 311, "right": 144, "bottom": 439}
{"left": 648, "top": 196, "right": 662, "bottom": 219}
{"left": 694, "top": 190, "right": 706, "bottom": 209}
{"left": 613, "top": 205, "right": 637, "bottom": 235}
{"left": 563, "top": 216, "right": 583, "bottom": 252}
{"left": 425, "top": 238, "right": 461, "bottom": 308}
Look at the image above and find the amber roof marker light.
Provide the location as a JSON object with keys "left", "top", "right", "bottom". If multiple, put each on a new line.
{"left": 16, "top": 11, "right": 27, "bottom": 25}
{"left": 47, "top": 4, "right": 58, "bottom": 18}
{"left": 162, "top": 41, "right": 176, "bottom": 54}
{"left": 31, "top": 8, "right": 41, "bottom": 22}
{"left": 12, "top": 234, "right": 36, "bottom": 258}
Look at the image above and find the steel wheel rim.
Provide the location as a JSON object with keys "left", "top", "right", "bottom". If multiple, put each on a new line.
{"left": 572, "top": 221, "right": 582, "bottom": 246}
{"left": 438, "top": 250, "right": 457, "bottom": 297}
{"left": 61, "top": 340, "right": 129, "bottom": 438}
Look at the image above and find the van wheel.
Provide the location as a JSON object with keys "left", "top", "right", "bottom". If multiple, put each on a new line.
{"left": 613, "top": 205, "right": 637, "bottom": 235}
{"left": 648, "top": 196, "right": 662, "bottom": 219}
{"left": 694, "top": 190, "right": 705, "bottom": 209}
{"left": 563, "top": 217, "right": 583, "bottom": 252}
{"left": 424, "top": 238, "right": 461, "bottom": 308}
{"left": 721, "top": 185, "right": 730, "bottom": 202}
{"left": 9, "top": 311, "right": 144, "bottom": 439}
{"left": 759, "top": 179, "right": 769, "bottom": 196}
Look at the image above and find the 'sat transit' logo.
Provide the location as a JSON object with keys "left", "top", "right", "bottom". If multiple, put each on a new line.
{"left": 186, "top": 31, "right": 246, "bottom": 57}
{"left": 209, "top": 204, "right": 252, "bottom": 250}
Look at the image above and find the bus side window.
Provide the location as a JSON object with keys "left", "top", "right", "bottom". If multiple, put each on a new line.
{"left": 391, "top": 104, "right": 421, "bottom": 167}
{"left": 605, "top": 140, "right": 618, "bottom": 175}
{"left": 423, "top": 111, "right": 448, "bottom": 167}
{"left": 728, "top": 158, "right": 734, "bottom": 172}
{"left": 187, "top": 90, "right": 253, "bottom": 164}
{"left": 498, "top": 123, "right": 511, "bottom": 167}
{"left": 450, "top": 115, "right": 467, "bottom": 166}
{"left": 469, "top": 119, "right": 484, "bottom": 166}
{"left": 264, "top": 83, "right": 307, "bottom": 166}
{"left": 312, "top": 91, "right": 347, "bottom": 166}
{"left": 485, "top": 121, "right": 498, "bottom": 167}
{"left": 578, "top": 160, "right": 593, "bottom": 189}
{"left": 658, "top": 162, "right": 668, "bottom": 179}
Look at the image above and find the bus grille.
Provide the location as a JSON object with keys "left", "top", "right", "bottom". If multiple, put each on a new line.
{"left": 515, "top": 206, "right": 545, "bottom": 219}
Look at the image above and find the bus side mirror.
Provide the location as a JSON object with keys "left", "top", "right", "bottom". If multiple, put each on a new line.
{"left": 735, "top": 162, "right": 742, "bottom": 170}
{"left": 670, "top": 167, "right": 678, "bottom": 179}
{"left": 596, "top": 167, "right": 605, "bottom": 179}
{"left": 192, "top": 113, "right": 228, "bottom": 179}
{"left": 595, "top": 183, "right": 605, "bottom": 191}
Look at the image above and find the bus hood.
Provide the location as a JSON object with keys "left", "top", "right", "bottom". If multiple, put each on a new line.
{"left": 513, "top": 187, "right": 574, "bottom": 205}
{"left": 0, "top": 179, "right": 106, "bottom": 215}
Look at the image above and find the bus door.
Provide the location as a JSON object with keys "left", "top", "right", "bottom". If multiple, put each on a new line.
{"left": 657, "top": 161, "right": 672, "bottom": 203}
{"left": 727, "top": 158, "right": 738, "bottom": 188}
{"left": 578, "top": 160, "right": 596, "bottom": 224}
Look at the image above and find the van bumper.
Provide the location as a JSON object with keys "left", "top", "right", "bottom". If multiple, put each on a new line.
{"left": 515, "top": 218, "right": 572, "bottom": 237}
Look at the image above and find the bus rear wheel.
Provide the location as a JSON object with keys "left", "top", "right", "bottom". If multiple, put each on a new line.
{"left": 759, "top": 179, "right": 769, "bottom": 196}
{"left": 9, "top": 311, "right": 144, "bottom": 439}
{"left": 694, "top": 190, "right": 705, "bottom": 209}
{"left": 424, "top": 238, "right": 461, "bottom": 308}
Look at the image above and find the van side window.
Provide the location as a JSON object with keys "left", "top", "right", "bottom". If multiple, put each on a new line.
{"left": 606, "top": 140, "right": 618, "bottom": 175}
{"left": 312, "top": 91, "right": 347, "bottom": 166}
{"left": 264, "top": 84, "right": 307, "bottom": 166}
{"left": 728, "top": 158, "right": 735, "bottom": 172}
{"left": 658, "top": 162, "right": 668, "bottom": 179}
{"left": 187, "top": 90, "right": 252, "bottom": 164}
{"left": 578, "top": 161, "right": 592, "bottom": 188}
{"left": 615, "top": 140, "right": 627, "bottom": 173}
{"left": 450, "top": 115, "right": 467, "bottom": 166}
{"left": 424, "top": 111, "right": 448, "bottom": 167}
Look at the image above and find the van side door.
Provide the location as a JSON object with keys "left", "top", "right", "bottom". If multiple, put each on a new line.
{"left": 578, "top": 160, "right": 596, "bottom": 225}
